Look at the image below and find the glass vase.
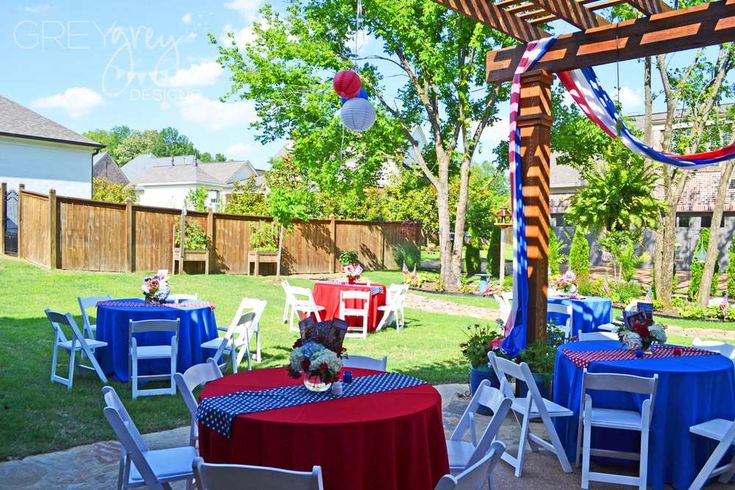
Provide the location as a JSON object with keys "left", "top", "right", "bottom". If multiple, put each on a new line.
{"left": 303, "top": 372, "right": 332, "bottom": 392}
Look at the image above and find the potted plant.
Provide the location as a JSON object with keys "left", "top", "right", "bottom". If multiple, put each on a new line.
{"left": 338, "top": 251, "right": 362, "bottom": 283}
{"left": 517, "top": 322, "right": 567, "bottom": 399}
{"left": 460, "top": 322, "right": 505, "bottom": 397}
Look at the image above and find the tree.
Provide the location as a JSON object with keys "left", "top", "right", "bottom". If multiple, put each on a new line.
{"left": 83, "top": 126, "right": 132, "bottom": 164}
{"left": 153, "top": 127, "right": 196, "bottom": 157}
{"left": 569, "top": 227, "right": 590, "bottom": 279}
{"left": 211, "top": 0, "right": 511, "bottom": 289}
{"left": 92, "top": 178, "right": 136, "bottom": 203}
{"left": 215, "top": 153, "right": 227, "bottom": 161}
{"left": 689, "top": 229, "right": 719, "bottom": 300}
{"left": 727, "top": 239, "right": 735, "bottom": 297}
{"left": 198, "top": 152, "right": 214, "bottom": 163}
{"left": 115, "top": 129, "right": 158, "bottom": 165}
{"left": 225, "top": 176, "right": 269, "bottom": 216}
{"left": 548, "top": 228, "right": 566, "bottom": 276}
{"left": 185, "top": 186, "right": 209, "bottom": 212}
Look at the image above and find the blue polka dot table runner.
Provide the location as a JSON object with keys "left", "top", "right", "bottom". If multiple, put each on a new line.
{"left": 197, "top": 372, "right": 427, "bottom": 438}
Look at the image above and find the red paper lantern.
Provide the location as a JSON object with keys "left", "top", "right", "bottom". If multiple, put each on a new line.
{"left": 333, "top": 70, "right": 362, "bottom": 99}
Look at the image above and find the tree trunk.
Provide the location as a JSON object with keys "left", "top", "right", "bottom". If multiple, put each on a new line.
{"left": 449, "top": 157, "right": 472, "bottom": 289}
{"left": 276, "top": 224, "right": 284, "bottom": 279}
{"left": 698, "top": 161, "right": 735, "bottom": 305}
{"left": 436, "top": 182, "right": 453, "bottom": 288}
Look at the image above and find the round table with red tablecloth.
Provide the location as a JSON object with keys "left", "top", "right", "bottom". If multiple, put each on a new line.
{"left": 198, "top": 367, "right": 449, "bottom": 490}
{"left": 312, "top": 281, "right": 387, "bottom": 331}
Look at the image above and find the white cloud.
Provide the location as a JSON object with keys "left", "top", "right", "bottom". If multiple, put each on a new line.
{"left": 224, "top": 0, "right": 262, "bottom": 19}
{"left": 478, "top": 116, "right": 509, "bottom": 152}
{"left": 18, "top": 4, "right": 49, "bottom": 13}
{"left": 176, "top": 94, "right": 256, "bottom": 130}
{"left": 181, "top": 12, "right": 192, "bottom": 25}
{"left": 30, "top": 87, "right": 103, "bottom": 118}
{"left": 156, "top": 61, "right": 222, "bottom": 88}
{"left": 219, "top": 21, "right": 266, "bottom": 47}
{"left": 617, "top": 86, "right": 643, "bottom": 110}
{"left": 226, "top": 142, "right": 253, "bottom": 160}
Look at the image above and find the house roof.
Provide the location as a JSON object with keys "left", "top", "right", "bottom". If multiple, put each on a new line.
{"left": 135, "top": 165, "right": 223, "bottom": 186}
{"left": 93, "top": 152, "right": 129, "bottom": 185}
{"left": 123, "top": 154, "right": 258, "bottom": 186}
{"left": 199, "top": 161, "right": 255, "bottom": 184}
{"left": 0, "top": 95, "right": 103, "bottom": 148}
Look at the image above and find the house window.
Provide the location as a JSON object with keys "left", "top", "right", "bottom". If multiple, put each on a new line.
{"left": 551, "top": 215, "right": 565, "bottom": 227}
{"left": 677, "top": 216, "right": 690, "bottom": 228}
{"left": 701, "top": 215, "right": 712, "bottom": 228}
{"left": 729, "top": 179, "right": 735, "bottom": 190}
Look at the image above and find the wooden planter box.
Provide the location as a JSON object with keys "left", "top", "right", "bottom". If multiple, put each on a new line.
{"left": 248, "top": 250, "right": 278, "bottom": 276}
{"left": 172, "top": 247, "right": 210, "bottom": 275}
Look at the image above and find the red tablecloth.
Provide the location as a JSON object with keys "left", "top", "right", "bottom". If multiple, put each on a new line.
{"left": 198, "top": 367, "right": 449, "bottom": 490}
{"left": 312, "top": 282, "right": 386, "bottom": 331}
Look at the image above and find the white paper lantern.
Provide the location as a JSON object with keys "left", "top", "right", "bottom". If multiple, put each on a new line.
{"left": 340, "top": 97, "right": 376, "bottom": 132}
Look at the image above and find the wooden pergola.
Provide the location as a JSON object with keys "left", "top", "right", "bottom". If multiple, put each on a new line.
{"left": 429, "top": 0, "right": 735, "bottom": 342}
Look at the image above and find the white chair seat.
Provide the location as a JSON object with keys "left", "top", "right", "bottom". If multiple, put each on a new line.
{"left": 59, "top": 339, "right": 107, "bottom": 351}
{"left": 342, "top": 308, "right": 366, "bottom": 316}
{"left": 294, "top": 301, "right": 325, "bottom": 310}
{"left": 128, "top": 439, "right": 197, "bottom": 485}
{"left": 511, "top": 397, "right": 573, "bottom": 418}
{"left": 201, "top": 337, "right": 229, "bottom": 351}
{"left": 588, "top": 407, "right": 643, "bottom": 430}
{"left": 446, "top": 440, "right": 477, "bottom": 470}
{"left": 134, "top": 345, "right": 174, "bottom": 360}
{"left": 691, "top": 418, "right": 734, "bottom": 441}
{"left": 377, "top": 304, "right": 394, "bottom": 311}
{"left": 597, "top": 323, "right": 618, "bottom": 332}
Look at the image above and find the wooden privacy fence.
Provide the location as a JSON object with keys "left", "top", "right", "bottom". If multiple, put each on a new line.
{"left": 1, "top": 185, "right": 420, "bottom": 274}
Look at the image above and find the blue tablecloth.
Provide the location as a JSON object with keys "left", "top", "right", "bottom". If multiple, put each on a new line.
{"left": 554, "top": 340, "right": 735, "bottom": 489}
{"left": 96, "top": 299, "right": 218, "bottom": 382}
{"left": 548, "top": 296, "right": 612, "bottom": 337}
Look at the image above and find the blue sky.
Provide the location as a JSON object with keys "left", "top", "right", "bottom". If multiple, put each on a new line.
{"left": 0, "top": 1, "right": 713, "bottom": 169}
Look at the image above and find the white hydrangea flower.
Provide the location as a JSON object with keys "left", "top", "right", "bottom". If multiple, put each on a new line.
{"left": 622, "top": 331, "right": 643, "bottom": 350}
{"left": 648, "top": 324, "right": 667, "bottom": 343}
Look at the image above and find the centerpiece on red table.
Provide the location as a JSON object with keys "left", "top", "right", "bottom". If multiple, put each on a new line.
{"left": 553, "top": 270, "right": 578, "bottom": 297}
{"left": 617, "top": 310, "right": 667, "bottom": 354}
{"left": 339, "top": 250, "right": 363, "bottom": 284}
{"left": 141, "top": 274, "right": 170, "bottom": 304}
{"left": 288, "top": 317, "right": 348, "bottom": 392}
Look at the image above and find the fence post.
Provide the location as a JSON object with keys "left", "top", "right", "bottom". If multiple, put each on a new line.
{"left": 17, "top": 184, "right": 24, "bottom": 259}
{"left": 206, "top": 208, "right": 214, "bottom": 274}
{"left": 330, "top": 218, "right": 337, "bottom": 274}
{"left": 0, "top": 182, "right": 5, "bottom": 255}
{"left": 126, "top": 198, "right": 135, "bottom": 272}
{"left": 49, "top": 189, "right": 58, "bottom": 269}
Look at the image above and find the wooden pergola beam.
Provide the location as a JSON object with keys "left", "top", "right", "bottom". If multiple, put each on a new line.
{"left": 433, "top": 0, "right": 550, "bottom": 42}
{"left": 486, "top": 0, "right": 735, "bottom": 83}
{"left": 627, "top": 0, "right": 671, "bottom": 15}
{"left": 527, "top": 0, "right": 608, "bottom": 29}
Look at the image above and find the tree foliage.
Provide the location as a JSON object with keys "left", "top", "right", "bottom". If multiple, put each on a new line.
{"left": 92, "top": 177, "right": 136, "bottom": 204}
{"left": 689, "top": 229, "right": 719, "bottom": 299}
{"left": 569, "top": 227, "right": 590, "bottom": 279}
{"left": 225, "top": 176, "right": 269, "bottom": 216}
{"left": 185, "top": 186, "right": 209, "bottom": 212}
{"left": 727, "top": 238, "right": 735, "bottom": 298}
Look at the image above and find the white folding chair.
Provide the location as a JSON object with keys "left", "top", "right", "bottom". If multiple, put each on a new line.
{"left": 689, "top": 418, "right": 735, "bottom": 490}
{"left": 597, "top": 322, "right": 619, "bottom": 332}
{"left": 493, "top": 294, "right": 512, "bottom": 325}
{"left": 45, "top": 309, "right": 108, "bottom": 389}
{"left": 376, "top": 284, "right": 408, "bottom": 332}
{"left": 129, "top": 319, "right": 179, "bottom": 399}
{"left": 103, "top": 386, "right": 196, "bottom": 490}
{"left": 202, "top": 309, "right": 256, "bottom": 373}
{"left": 77, "top": 295, "right": 112, "bottom": 339}
{"left": 286, "top": 285, "right": 325, "bottom": 332}
{"left": 193, "top": 457, "right": 324, "bottom": 490}
{"left": 281, "top": 280, "right": 292, "bottom": 324}
{"left": 239, "top": 298, "right": 267, "bottom": 363}
{"left": 488, "top": 352, "right": 573, "bottom": 477}
{"left": 339, "top": 290, "right": 371, "bottom": 339}
{"left": 577, "top": 370, "right": 658, "bottom": 490}
{"left": 547, "top": 303, "right": 573, "bottom": 339}
{"left": 174, "top": 358, "right": 223, "bottom": 447}
{"left": 435, "top": 442, "right": 506, "bottom": 490}
{"left": 447, "top": 379, "right": 512, "bottom": 486}
{"left": 169, "top": 294, "right": 198, "bottom": 304}
{"left": 578, "top": 331, "right": 618, "bottom": 341}
{"left": 693, "top": 338, "right": 735, "bottom": 363}
{"left": 343, "top": 355, "right": 387, "bottom": 371}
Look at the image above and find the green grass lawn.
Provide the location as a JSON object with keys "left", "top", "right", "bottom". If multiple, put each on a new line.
{"left": 0, "top": 256, "right": 480, "bottom": 460}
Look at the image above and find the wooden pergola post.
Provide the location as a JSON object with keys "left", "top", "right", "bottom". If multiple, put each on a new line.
{"left": 518, "top": 70, "right": 553, "bottom": 344}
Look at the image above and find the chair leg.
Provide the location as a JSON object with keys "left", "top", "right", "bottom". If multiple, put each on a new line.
{"left": 690, "top": 437, "right": 735, "bottom": 490}
{"left": 581, "top": 417, "right": 592, "bottom": 490}
{"left": 169, "top": 355, "right": 176, "bottom": 395}
{"left": 540, "top": 411, "right": 573, "bottom": 473}
{"left": 515, "top": 413, "right": 531, "bottom": 477}
{"left": 231, "top": 348, "right": 238, "bottom": 374}
{"left": 639, "top": 427, "right": 650, "bottom": 490}
{"left": 282, "top": 303, "right": 289, "bottom": 324}
{"left": 131, "top": 355, "right": 138, "bottom": 400}
{"left": 66, "top": 348, "right": 77, "bottom": 390}
{"left": 50, "top": 344, "right": 60, "bottom": 384}
{"left": 255, "top": 330, "right": 261, "bottom": 363}
{"left": 719, "top": 454, "right": 735, "bottom": 483}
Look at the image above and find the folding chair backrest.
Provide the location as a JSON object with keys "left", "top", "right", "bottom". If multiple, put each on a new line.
{"left": 45, "top": 309, "right": 72, "bottom": 344}
{"left": 450, "top": 380, "right": 513, "bottom": 467}
{"left": 582, "top": 371, "right": 658, "bottom": 413}
{"left": 343, "top": 355, "right": 387, "bottom": 371}
{"left": 281, "top": 281, "right": 293, "bottom": 300}
{"left": 174, "top": 358, "right": 223, "bottom": 417}
{"left": 170, "top": 294, "right": 198, "bottom": 303}
{"left": 239, "top": 298, "right": 267, "bottom": 324}
{"left": 578, "top": 331, "right": 618, "bottom": 341}
{"left": 386, "top": 284, "right": 403, "bottom": 305}
{"left": 102, "top": 386, "right": 148, "bottom": 452}
{"left": 130, "top": 319, "right": 180, "bottom": 335}
{"left": 231, "top": 311, "right": 257, "bottom": 345}
{"left": 490, "top": 353, "right": 547, "bottom": 409}
{"left": 547, "top": 303, "right": 573, "bottom": 336}
{"left": 193, "top": 458, "right": 324, "bottom": 490}
{"left": 45, "top": 309, "right": 89, "bottom": 350}
{"left": 434, "top": 441, "right": 505, "bottom": 490}
{"left": 290, "top": 286, "right": 314, "bottom": 300}
{"left": 693, "top": 338, "right": 735, "bottom": 360}
{"left": 77, "top": 295, "right": 112, "bottom": 336}
{"left": 340, "top": 290, "right": 370, "bottom": 308}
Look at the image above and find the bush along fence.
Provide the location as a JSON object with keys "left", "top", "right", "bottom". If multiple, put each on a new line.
{"left": 0, "top": 184, "right": 420, "bottom": 275}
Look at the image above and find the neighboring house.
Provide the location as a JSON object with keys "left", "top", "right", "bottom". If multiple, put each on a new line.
{"left": 0, "top": 95, "right": 103, "bottom": 198}
{"left": 551, "top": 109, "right": 735, "bottom": 270}
{"left": 121, "top": 154, "right": 262, "bottom": 209}
{"left": 92, "top": 152, "right": 128, "bottom": 185}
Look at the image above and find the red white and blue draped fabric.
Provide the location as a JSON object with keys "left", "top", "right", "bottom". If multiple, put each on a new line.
{"left": 502, "top": 36, "right": 735, "bottom": 357}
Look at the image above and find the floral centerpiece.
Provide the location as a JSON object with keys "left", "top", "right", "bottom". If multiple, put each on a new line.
{"left": 288, "top": 317, "right": 348, "bottom": 392}
{"left": 141, "top": 274, "right": 170, "bottom": 304}
{"left": 618, "top": 311, "right": 667, "bottom": 353}
{"left": 554, "top": 270, "right": 577, "bottom": 296}
{"left": 339, "top": 250, "right": 363, "bottom": 284}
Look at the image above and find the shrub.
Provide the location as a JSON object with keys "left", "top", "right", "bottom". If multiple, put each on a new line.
{"left": 569, "top": 227, "right": 590, "bottom": 279}
{"left": 577, "top": 277, "right": 604, "bottom": 297}
{"left": 338, "top": 250, "right": 359, "bottom": 266}
{"left": 174, "top": 221, "right": 208, "bottom": 249}
{"left": 92, "top": 177, "right": 136, "bottom": 203}
{"left": 486, "top": 226, "right": 501, "bottom": 277}
{"left": 249, "top": 222, "right": 279, "bottom": 252}
{"left": 688, "top": 229, "right": 719, "bottom": 299}
{"left": 548, "top": 228, "right": 566, "bottom": 276}
{"left": 607, "top": 280, "right": 643, "bottom": 304}
{"left": 185, "top": 186, "right": 208, "bottom": 212}
{"left": 460, "top": 323, "right": 503, "bottom": 368}
{"left": 728, "top": 239, "right": 735, "bottom": 297}
{"left": 393, "top": 244, "right": 421, "bottom": 270}
{"left": 464, "top": 242, "right": 481, "bottom": 275}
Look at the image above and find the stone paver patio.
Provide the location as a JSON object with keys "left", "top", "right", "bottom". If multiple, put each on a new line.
{"left": 1, "top": 383, "right": 729, "bottom": 489}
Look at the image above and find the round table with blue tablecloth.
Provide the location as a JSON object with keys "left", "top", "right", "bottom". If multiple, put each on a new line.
{"left": 554, "top": 340, "right": 735, "bottom": 489}
{"left": 548, "top": 295, "right": 612, "bottom": 337}
{"left": 95, "top": 298, "right": 218, "bottom": 382}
